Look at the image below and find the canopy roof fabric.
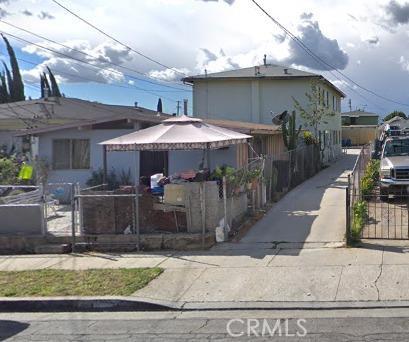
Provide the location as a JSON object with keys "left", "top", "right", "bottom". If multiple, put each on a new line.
{"left": 100, "top": 115, "right": 252, "bottom": 151}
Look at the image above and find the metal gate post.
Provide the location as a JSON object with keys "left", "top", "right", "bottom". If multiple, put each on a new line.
{"left": 346, "top": 174, "right": 351, "bottom": 245}
{"left": 71, "top": 183, "right": 76, "bottom": 253}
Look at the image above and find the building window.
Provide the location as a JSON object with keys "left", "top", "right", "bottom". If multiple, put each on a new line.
{"left": 52, "top": 139, "right": 90, "bottom": 170}
{"left": 326, "top": 91, "right": 329, "bottom": 108}
{"left": 332, "top": 96, "right": 335, "bottom": 110}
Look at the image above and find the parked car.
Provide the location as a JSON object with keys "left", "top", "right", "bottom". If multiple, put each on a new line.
{"left": 380, "top": 136, "right": 409, "bottom": 200}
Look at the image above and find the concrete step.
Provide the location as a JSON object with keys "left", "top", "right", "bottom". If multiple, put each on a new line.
{"left": 34, "top": 244, "right": 71, "bottom": 254}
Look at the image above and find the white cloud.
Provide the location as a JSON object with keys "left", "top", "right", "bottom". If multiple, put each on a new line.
{"left": 148, "top": 67, "right": 190, "bottom": 81}
{"left": 331, "top": 79, "right": 350, "bottom": 89}
{"left": 195, "top": 48, "right": 240, "bottom": 73}
{"left": 363, "top": 35, "right": 380, "bottom": 45}
{"left": 38, "top": 11, "right": 55, "bottom": 20}
{"left": 21, "top": 40, "right": 132, "bottom": 84}
{"left": 198, "top": 0, "right": 235, "bottom": 5}
{"left": 399, "top": 55, "right": 409, "bottom": 72}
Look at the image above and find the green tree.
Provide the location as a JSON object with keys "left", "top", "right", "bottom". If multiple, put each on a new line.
{"left": 383, "top": 110, "right": 407, "bottom": 122}
{"left": 1, "top": 34, "right": 24, "bottom": 102}
{"left": 2, "top": 62, "right": 13, "bottom": 102}
{"left": 46, "top": 66, "right": 61, "bottom": 97}
{"left": 0, "top": 72, "right": 9, "bottom": 103}
{"left": 40, "top": 67, "right": 62, "bottom": 98}
{"left": 40, "top": 72, "right": 51, "bottom": 98}
{"left": 157, "top": 98, "right": 163, "bottom": 113}
{"left": 292, "top": 80, "right": 335, "bottom": 140}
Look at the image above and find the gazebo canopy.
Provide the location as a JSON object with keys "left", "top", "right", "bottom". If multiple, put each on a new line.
{"left": 100, "top": 115, "right": 252, "bottom": 151}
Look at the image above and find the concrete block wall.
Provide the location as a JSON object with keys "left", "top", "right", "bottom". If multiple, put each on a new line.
{"left": 185, "top": 182, "right": 248, "bottom": 233}
{"left": 0, "top": 204, "right": 44, "bottom": 235}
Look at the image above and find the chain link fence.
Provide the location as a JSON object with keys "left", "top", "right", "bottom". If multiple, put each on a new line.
{"left": 264, "top": 144, "right": 321, "bottom": 202}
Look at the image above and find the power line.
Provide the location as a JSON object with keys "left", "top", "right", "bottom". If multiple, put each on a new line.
{"left": 51, "top": 0, "right": 188, "bottom": 78}
{"left": 16, "top": 56, "right": 187, "bottom": 94}
{"left": 0, "top": 30, "right": 187, "bottom": 103}
{"left": 0, "top": 19, "right": 191, "bottom": 91}
{"left": 24, "top": 82, "right": 174, "bottom": 121}
{"left": 250, "top": 0, "right": 409, "bottom": 109}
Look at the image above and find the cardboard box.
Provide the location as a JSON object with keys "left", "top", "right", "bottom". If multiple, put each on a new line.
{"left": 164, "top": 184, "right": 186, "bottom": 205}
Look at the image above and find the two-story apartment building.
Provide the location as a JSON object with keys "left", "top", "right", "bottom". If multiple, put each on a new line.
{"left": 183, "top": 63, "right": 345, "bottom": 161}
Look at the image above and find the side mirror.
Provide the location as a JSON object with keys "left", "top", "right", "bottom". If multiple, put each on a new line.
{"left": 371, "top": 151, "right": 380, "bottom": 160}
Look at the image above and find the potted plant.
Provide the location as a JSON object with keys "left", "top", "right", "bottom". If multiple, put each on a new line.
{"left": 246, "top": 168, "right": 262, "bottom": 190}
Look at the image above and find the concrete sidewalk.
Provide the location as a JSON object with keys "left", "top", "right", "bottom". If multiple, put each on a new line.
{"left": 2, "top": 149, "right": 407, "bottom": 306}
{"left": 2, "top": 243, "right": 409, "bottom": 304}
{"left": 239, "top": 149, "right": 359, "bottom": 246}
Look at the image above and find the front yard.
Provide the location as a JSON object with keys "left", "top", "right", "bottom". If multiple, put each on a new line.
{"left": 0, "top": 268, "right": 162, "bottom": 297}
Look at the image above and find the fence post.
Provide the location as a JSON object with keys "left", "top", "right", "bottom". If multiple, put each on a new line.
{"left": 200, "top": 182, "right": 206, "bottom": 249}
{"left": 135, "top": 191, "right": 140, "bottom": 252}
{"left": 222, "top": 176, "right": 228, "bottom": 236}
{"left": 71, "top": 183, "right": 76, "bottom": 253}
{"left": 346, "top": 175, "right": 351, "bottom": 245}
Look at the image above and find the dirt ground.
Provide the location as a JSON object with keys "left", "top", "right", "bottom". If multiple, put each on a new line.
{"left": 363, "top": 195, "right": 409, "bottom": 239}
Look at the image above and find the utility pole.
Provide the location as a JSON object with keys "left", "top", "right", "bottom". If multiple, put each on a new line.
{"left": 348, "top": 99, "right": 352, "bottom": 112}
{"left": 176, "top": 101, "right": 181, "bottom": 115}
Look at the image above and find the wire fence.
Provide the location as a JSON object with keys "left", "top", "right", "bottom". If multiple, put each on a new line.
{"left": 0, "top": 144, "right": 328, "bottom": 250}
{"left": 264, "top": 144, "right": 321, "bottom": 202}
{"left": 349, "top": 145, "right": 371, "bottom": 198}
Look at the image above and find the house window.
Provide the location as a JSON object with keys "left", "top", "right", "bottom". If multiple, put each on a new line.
{"left": 326, "top": 92, "right": 329, "bottom": 108}
{"left": 52, "top": 139, "right": 90, "bottom": 170}
{"left": 332, "top": 96, "right": 335, "bottom": 110}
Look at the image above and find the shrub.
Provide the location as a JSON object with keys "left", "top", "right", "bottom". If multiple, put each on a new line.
{"left": 0, "top": 157, "right": 20, "bottom": 185}
{"left": 303, "top": 131, "right": 318, "bottom": 145}
{"left": 360, "top": 159, "right": 380, "bottom": 196}
{"left": 351, "top": 200, "right": 367, "bottom": 241}
{"left": 86, "top": 168, "right": 119, "bottom": 190}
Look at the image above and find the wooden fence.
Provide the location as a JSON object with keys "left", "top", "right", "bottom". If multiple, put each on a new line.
{"left": 342, "top": 125, "right": 377, "bottom": 146}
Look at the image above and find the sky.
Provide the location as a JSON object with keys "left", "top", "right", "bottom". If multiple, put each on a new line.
{"left": 1, "top": 0, "right": 409, "bottom": 117}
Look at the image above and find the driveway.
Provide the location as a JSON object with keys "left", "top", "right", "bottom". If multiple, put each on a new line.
{"left": 239, "top": 149, "right": 360, "bottom": 246}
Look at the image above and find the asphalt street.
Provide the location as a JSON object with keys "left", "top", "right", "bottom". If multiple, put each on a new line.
{"left": 3, "top": 308, "right": 409, "bottom": 341}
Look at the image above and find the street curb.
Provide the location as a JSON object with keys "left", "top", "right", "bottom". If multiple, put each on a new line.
{"left": 179, "top": 300, "right": 409, "bottom": 311}
{"left": 0, "top": 297, "right": 182, "bottom": 312}
{"left": 3, "top": 297, "right": 409, "bottom": 312}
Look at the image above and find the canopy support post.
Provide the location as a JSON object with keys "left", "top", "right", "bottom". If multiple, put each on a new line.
{"left": 206, "top": 148, "right": 210, "bottom": 170}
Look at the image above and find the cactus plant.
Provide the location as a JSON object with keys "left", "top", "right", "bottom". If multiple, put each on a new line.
{"left": 282, "top": 110, "right": 302, "bottom": 151}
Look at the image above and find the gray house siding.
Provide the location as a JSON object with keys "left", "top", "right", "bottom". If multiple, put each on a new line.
{"left": 168, "top": 146, "right": 238, "bottom": 175}
{"left": 37, "top": 128, "right": 139, "bottom": 186}
{"left": 36, "top": 127, "right": 239, "bottom": 186}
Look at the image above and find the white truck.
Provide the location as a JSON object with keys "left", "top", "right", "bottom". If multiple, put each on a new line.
{"left": 380, "top": 136, "right": 409, "bottom": 200}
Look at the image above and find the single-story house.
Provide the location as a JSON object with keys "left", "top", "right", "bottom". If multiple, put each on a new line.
{"left": 341, "top": 110, "right": 379, "bottom": 126}
{"left": 13, "top": 97, "right": 282, "bottom": 186}
{"left": 341, "top": 110, "right": 379, "bottom": 145}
